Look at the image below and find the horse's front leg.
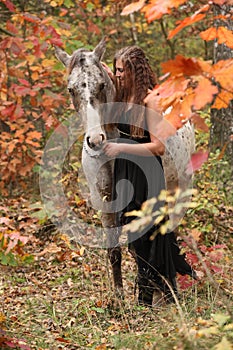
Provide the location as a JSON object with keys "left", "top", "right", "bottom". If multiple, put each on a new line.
{"left": 95, "top": 160, "right": 124, "bottom": 297}
{"left": 102, "top": 211, "right": 123, "bottom": 297}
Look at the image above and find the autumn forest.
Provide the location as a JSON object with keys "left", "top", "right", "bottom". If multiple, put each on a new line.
{"left": 0, "top": 0, "right": 233, "bottom": 349}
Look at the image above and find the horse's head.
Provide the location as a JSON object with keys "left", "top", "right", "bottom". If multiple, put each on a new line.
{"left": 54, "top": 38, "right": 115, "bottom": 151}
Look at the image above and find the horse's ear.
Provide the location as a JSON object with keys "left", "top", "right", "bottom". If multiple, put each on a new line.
{"left": 54, "top": 46, "right": 71, "bottom": 67}
{"left": 93, "top": 37, "right": 106, "bottom": 61}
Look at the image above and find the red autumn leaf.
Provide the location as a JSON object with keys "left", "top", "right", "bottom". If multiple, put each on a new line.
{"left": 161, "top": 55, "right": 203, "bottom": 76}
{"left": 0, "top": 37, "right": 12, "bottom": 50}
{"left": 6, "top": 21, "right": 18, "bottom": 34}
{"left": 209, "top": 250, "right": 224, "bottom": 262}
{"left": 18, "top": 79, "right": 31, "bottom": 87}
{"left": 1, "top": 103, "right": 15, "bottom": 118}
{"left": 8, "top": 67, "right": 25, "bottom": 78}
{"left": 13, "top": 85, "right": 36, "bottom": 97}
{"left": 87, "top": 21, "right": 101, "bottom": 35}
{"left": 22, "top": 13, "right": 40, "bottom": 24}
{"left": 55, "top": 337, "right": 70, "bottom": 344}
{"left": 2, "top": 0, "right": 16, "bottom": 12}
{"left": 143, "top": 0, "right": 186, "bottom": 22}
{"left": 193, "top": 77, "right": 218, "bottom": 110}
{"left": 191, "top": 113, "right": 209, "bottom": 132}
{"left": 186, "top": 252, "right": 199, "bottom": 265}
{"left": 48, "top": 37, "right": 63, "bottom": 46}
{"left": 210, "top": 265, "right": 223, "bottom": 273}
{"left": 13, "top": 104, "right": 24, "bottom": 119}
{"left": 121, "top": 0, "right": 145, "bottom": 16}
{"left": 168, "top": 5, "right": 209, "bottom": 40}
{"left": 178, "top": 274, "right": 194, "bottom": 290}
{"left": 186, "top": 150, "right": 209, "bottom": 174}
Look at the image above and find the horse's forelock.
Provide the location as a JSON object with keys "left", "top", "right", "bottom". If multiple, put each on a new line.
{"left": 68, "top": 49, "right": 90, "bottom": 73}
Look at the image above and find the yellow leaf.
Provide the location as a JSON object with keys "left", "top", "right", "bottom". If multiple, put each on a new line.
{"left": 42, "top": 59, "right": 56, "bottom": 67}
{"left": 80, "top": 246, "right": 85, "bottom": 256}
{"left": 214, "top": 336, "right": 233, "bottom": 350}
{"left": 0, "top": 312, "right": 6, "bottom": 324}
{"left": 26, "top": 55, "right": 36, "bottom": 65}
{"left": 59, "top": 234, "right": 71, "bottom": 247}
{"left": 50, "top": 1, "right": 58, "bottom": 7}
{"left": 197, "top": 326, "right": 219, "bottom": 337}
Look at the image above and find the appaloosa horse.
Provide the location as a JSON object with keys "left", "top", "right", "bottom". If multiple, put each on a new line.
{"left": 54, "top": 38, "right": 195, "bottom": 295}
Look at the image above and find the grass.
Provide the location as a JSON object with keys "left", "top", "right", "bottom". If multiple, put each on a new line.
{"left": 0, "top": 149, "right": 233, "bottom": 349}
{"left": 1, "top": 239, "right": 233, "bottom": 350}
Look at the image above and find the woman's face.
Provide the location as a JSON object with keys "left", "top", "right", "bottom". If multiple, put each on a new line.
{"left": 115, "top": 59, "right": 125, "bottom": 87}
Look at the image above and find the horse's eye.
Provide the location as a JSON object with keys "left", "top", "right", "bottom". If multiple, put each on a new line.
{"left": 68, "top": 87, "right": 75, "bottom": 97}
{"left": 99, "top": 83, "right": 105, "bottom": 91}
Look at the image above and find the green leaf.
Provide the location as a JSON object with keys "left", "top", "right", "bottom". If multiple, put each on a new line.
{"left": 91, "top": 307, "right": 105, "bottom": 314}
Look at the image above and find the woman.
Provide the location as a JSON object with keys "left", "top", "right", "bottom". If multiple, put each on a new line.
{"left": 103, "top": 46, "right": 196, "bottom": 306}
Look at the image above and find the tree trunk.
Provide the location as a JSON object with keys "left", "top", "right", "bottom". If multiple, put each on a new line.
{"left": 210, "top": 5, "right": 233, "bottom": 165}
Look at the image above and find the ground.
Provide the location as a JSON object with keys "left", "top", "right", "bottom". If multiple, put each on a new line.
{"left": 0, "top": 153, "right": 233, "bottom": 349}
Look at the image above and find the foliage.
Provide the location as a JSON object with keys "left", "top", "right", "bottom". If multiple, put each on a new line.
{"left": 0, "top": 198, "right": 36, "bottom": 266}
{"left": 0, "top": 226, "right": 232, "bottom": 349}
{"left": 0, "top": 0, "right": 232, "bottom": 194}
{"left": 122, "top": 0, "right": 233, "bottom": 133}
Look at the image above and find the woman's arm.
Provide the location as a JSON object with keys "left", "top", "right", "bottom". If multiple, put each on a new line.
{"left": 103, "top": 95, "right": 165, "bottom": 157}
{"left": 103, "top": 140, "right": 164, "bottom": 157}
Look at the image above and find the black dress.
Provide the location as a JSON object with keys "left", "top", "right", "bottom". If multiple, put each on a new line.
{"left": 113, "top": 109, "right": 196, "bottom": 305}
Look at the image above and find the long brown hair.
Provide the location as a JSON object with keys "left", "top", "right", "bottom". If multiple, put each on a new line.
{"left": 113, "top": 46, "right": 157, "bottom": 137}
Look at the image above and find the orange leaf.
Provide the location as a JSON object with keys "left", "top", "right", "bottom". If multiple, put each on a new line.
{"left": 148, "top": 76, "right": 189, "bottom": 112}
{"left": 193, "top": 77, "right": 218, "bottom": 110}
{"left": 213, "top": 0, "right": 233, "bottom": 4}
{"left": 164, "top": 109, "right": 184, "bottom": 129}
{"left": 164, "top": 93, "right": 194, "bottom": 129}
{"left": 217, "top": 142, "right": 229, "bottom": 160}
{"left": 121, "top": 0, "right": 145, "bottom": 16}
{"left": 26, "top": 130, "right": 42, "bottom": 140}
{"left": 211, "top": 90, "right": 233, "bottom": 109}
{"left": 211, "top": 59, "right": 233, "bottom": 91}
{"left": 161, "top": 55, "right": 203, "bottom": 76}
{"left": 189, "top": 229, "right": 202, "bottom": 242}
{"left": 200, "top": 27, "right": 217, "bottom": 41}
{"left": 200, "top": 26, "right": 233, "bottom": 49}
{"left": 143, "top": 0, "right": 186, "bottom": 22}
{"left": 168, "top": 5, "right": 209, "bottom": 40}
{"left": 217, "top": 26, "right": 233, "bottom": 49}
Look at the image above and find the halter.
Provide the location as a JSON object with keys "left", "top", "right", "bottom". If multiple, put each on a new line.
{"left": 83, "top": 138, "right": 105, "bottom": 159}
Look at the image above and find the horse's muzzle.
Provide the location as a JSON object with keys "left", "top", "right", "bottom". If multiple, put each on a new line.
{"left": 86, "top": 134, "right": 105, "bottom": 150}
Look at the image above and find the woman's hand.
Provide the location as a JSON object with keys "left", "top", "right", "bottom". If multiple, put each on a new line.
{"left": 103, "top": 142, "right": 122, "bottom": 157}
{"left": 101, "top": 62, "right": 114, "bottom": 80}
